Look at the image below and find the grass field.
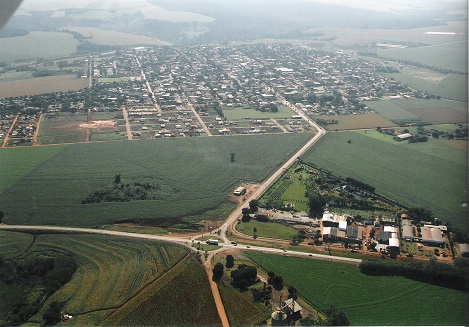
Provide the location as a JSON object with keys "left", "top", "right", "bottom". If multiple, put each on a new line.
{"left": 99, "top": 77, "right": 131, "bottom": 83}
{"left": 0, "top": 75, "right": 87, "bottom": 100}
{"left": 302, "top": 131, "right": 468, "bottom": 232}
{"left": 235, "top": 220, "right": 298, "bottom": 240}
{"left": 246, "top": 252, "right": 468, "bottom": 326}
{"left": 223, "top": 106, "right": 294, "bottom": 120}
{"left": 102, "top": 256, "right": 220, "bottom": 326}
{"left": 0, "top": 230, "right": 34, "bottom": 259}
{"left": 0, "top": 32, "right": 80, "bottom": 62}
{"left": 0, "top": 133, "right": 311, "bottom": 227}
{"left": 0, "top": 231, "right": 190, "bottom": 326}
{"left": 315, "top": 113, "right": 397, "bottom": 130}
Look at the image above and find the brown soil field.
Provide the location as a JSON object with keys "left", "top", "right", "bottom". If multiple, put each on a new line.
{"left": 316, "top": 113, "right": 397, "bottom": 130}
{"left": 405, "top": 106, "right": 468, "bottom": 124}
{"left": 0, "top": 75, "right": 88, "bottom": 99}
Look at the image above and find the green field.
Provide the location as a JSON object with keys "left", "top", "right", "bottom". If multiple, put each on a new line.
{"left": 378, "top": 41, "right": 468, "bottom": 74}
{"left": 103, "top": 256, "right": 221, "bottom": 326}
{"left": 99, "top": 77, "right": 131, "bottom": 83}
{"left": 364, "top": 100, "right": 422, "bottom": 123}
{"left": 385, "top": 73, "right": 468, "bottom": 102}
{"left": 235, "top": 220, "right": 298, "bottom": 240}
{"left": 246, "top": 252, "right": 468, "bottom": 326}
{"left": 0, "top": 231, "right": 190, "bottom": 326}
{"left": 223, "top": 106, "right": 294, "bottom": 120}
{"left": 302, "top": 131, "right": 468, "bottom": 231}
{"left": 0, "top": 32, "right": 79, "bottom": 62}
{"left": 0, "top": 133, "right": 311, "bottom": 227}
{"left": 315, "top": 113, "right": 397, "bottom": 130}
{"left": 0, "top": 145, "right": 66, "bottom": 193}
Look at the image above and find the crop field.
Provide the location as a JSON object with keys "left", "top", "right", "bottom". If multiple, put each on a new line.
{"left": 302, "top": 131, "right": 468, "bottom": 231}
{"left": 64, "top": 27, "right": 170, "bottom": 46}
{"left": 377, "top": 41, "right": 468, "bottom": 74}
{"left": 0, "top": 32, "right": 80, "bottom": 62}
{"left": 384, "top": 72, "right": 468, "bottom": 102}
{"left": 103, "top": 256, "right": 220, "bottom": 326}
{"left": 391, "top": 99, "right": 468, "bottom": 124}
{"left": 235, "top": 220, "right": 298, "bottom": 240}
{"left": 364, "top": 100, "right": 422, "bottom": 124}
{"left": 0, "top": 145, "right": 66, "bottom": 193}
{"left": 0, "top": 75, "right": 88, "bottom": 100}
{"left": 0, "top": 230, "right": 34, "bottom": 259}
{"left": 218, "top": 276, "right": 271, "bottom": 326}
{"left": 223, "top": 106, "right": 294, "bottom": 120}
{"left": 246, "top": 252, "right": 467, "bottom": 326}
{"left": 0, "top": 231, "right": 190, "bottom": 326}
{"left": 0, "top": 133, "right": 311, "bottom": 227}
{"left": 315, "top": 113, "right": 397, "bottom": 130}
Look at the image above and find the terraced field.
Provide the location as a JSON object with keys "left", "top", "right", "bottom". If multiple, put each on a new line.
{"left": 0, "top": 231, "right": 191, "bottom": 325}
{"left": 103, "top": 256, "right": 221, "bottom": 326}
{"left": 0, "top": 133, "right": 311, "bottom": 227}
{"left": 246, "top": 252, "right": 467, "bottom": 326}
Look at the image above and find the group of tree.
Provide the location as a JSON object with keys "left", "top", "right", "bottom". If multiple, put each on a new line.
{"left": 359, "top": 259, "right": 469, "bottom": 292}
{"left": 267, "top": 270, "right": 284, "bottom": 291}
{"left": 230, "top": 264, "right": 258, "bottom": 290}
{"left": 225, "top": 254, "right": 235, "bottom": 268}
{"left": 300, "top": 306, "right": 350, "bottom": 326}
{"left": 0, "top": 253, "right": 77, "bottom": 325}
{"left": 344, "top": 177, "right": 375, "bottom": 193}
{"left": 252, "top": 282, "right": 272, "bottom": 305}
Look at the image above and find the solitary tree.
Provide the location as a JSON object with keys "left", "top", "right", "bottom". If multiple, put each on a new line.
{"left": 212, "top": 263, "right": 224, "bottom": 281}
{"left": 249, "top": 200, "right": 259, "bottom": 213}
{"left": 225, "top": 255, "right": 235, "bottom": 268}
{"left": 0, "top": 210, "right": 4, "bottom": 224}
{"left": 114, "top": 173, "right": 121, "bottom": 184}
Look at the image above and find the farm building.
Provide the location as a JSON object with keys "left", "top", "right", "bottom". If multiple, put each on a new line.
{"left": 458, "top": 243, "right": 469, "bottom": 257}
{"left": 420, "top": 227, "right": 444, "bottom": 246}
{"left": 322, "top": 211, "right": 348, "bottom": 227}
{"left": 346, "top": 225, "right": 365, "bottom": 243}
{"left": 401, "top": 218, "right": 411, "bottom": 226}
{"left": 401, "top": 225, "right": 414, "bottom": 241}
{"left": 394, "top": 133, "right": 413, "bottom": 141}
{"left": 322, "top": 226, "right": 346, "bottom": 241}
{"left": 233, "top": 187, "right": 246, "bottom": 196}
{"left": 281, "top": 298, "right": 302, "bottom": 317}
{"left": 384, "top": 226, "right": 399, "bottom": 234}
{"left": 377, "top": 231, "right": 393, "bottom": 244}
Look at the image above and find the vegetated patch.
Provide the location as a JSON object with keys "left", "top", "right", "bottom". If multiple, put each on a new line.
{"left": 315, "top": 113, "right": 397, "bottom": 130}
{"left": 303, "top": 131, "right": 468, "bottom": 231}
{"left": 103, "top": 255, "right": 221, "bottom": 327}
{"left": 0, "top": 75, "right": 87, "bottom": 100}
{"left": 246, "top": 252, "right": 467, "bottom": 326}
{"left": 0, "top": 231, "right": 34, "bottom": 259}
{"left": 236, "top": 220, "right": 298, "bottom": 241}
{"left": 223, "top": 106, "right": 294, "bottom": 120}
{"left": 81, "top": 176, "right": 175, "bottom": 204}
{"left": 0, "top": 133, "right": 311, "bottom": 227}
{"left": 218, "top": 275, "right": 271, "bottom": 326}
{"left": 0, "top": 232, "right": 190, "bottom": 326}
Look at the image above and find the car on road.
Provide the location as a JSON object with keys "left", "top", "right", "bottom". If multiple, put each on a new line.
{"left": 246, "top": 245, "right": 250, "bottom": 248}
{"left": 308, "top": 254, "right": 312, "bottom": 256}
{"left": 231, "top": 241, "right": 237, "bottom": 245}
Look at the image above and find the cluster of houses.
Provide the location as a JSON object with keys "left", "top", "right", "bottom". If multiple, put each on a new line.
{"left": 0, "top": 113, "right": 39, "bottom": 146}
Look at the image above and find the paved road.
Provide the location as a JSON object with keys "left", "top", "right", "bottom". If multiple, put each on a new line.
{"left": 0, "top": 225, "right": 361, "bottom": 266}
{"left": 220, "top": 107, "right": 326, "bottom": 244}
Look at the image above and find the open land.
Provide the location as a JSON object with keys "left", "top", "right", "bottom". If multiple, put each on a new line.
{"left": 0, "top": 133, "right": 311, "bottom": 227}
{"left": 0, "top": 75, "right": 88, "bottom": 100}
{"left": 302, "top": 131, "right": 468, "bottom": 231}
{"left": 0, "top": 32, "right": 79, "bottom": 62}
{"left": 246, "top": 252, "right": 467, "bottom": 326}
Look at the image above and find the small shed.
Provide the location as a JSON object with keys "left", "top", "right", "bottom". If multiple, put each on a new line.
{"left": 458, "top": 243, "right": 469, "bottom": 257}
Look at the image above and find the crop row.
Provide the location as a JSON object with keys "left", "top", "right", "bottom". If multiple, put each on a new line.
{"left": 269, "top": 179, "right": 293, "bottom": 200}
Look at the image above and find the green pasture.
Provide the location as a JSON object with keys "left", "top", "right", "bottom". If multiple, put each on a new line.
{"left": 99, "top": 77, "right": 131, "bottom": 83}
{"left": 0, "top": 231, "right": 189, "bottom": 326}
{"left": 247, "top": 252, "right": 467, "bottom": 326}
{"left": 223, "top": 106, "right": 294, "bottom": 120}
{"left": 0, "top": 230, "right": 34, "bottom": 259}
{"left": 316, "top": 113, "right": 397, "bottom": 130}
{"left": 235, "top": 220, "right": 298, "bottom": 240}
{"left": 303, "top": 131, "right": 468, "bottom": 231}
{"left": 0, "top": 145, "right": 66, "bottom": 193}
{"left": 0, "top": 133, "right": 311, "bottom": 227}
